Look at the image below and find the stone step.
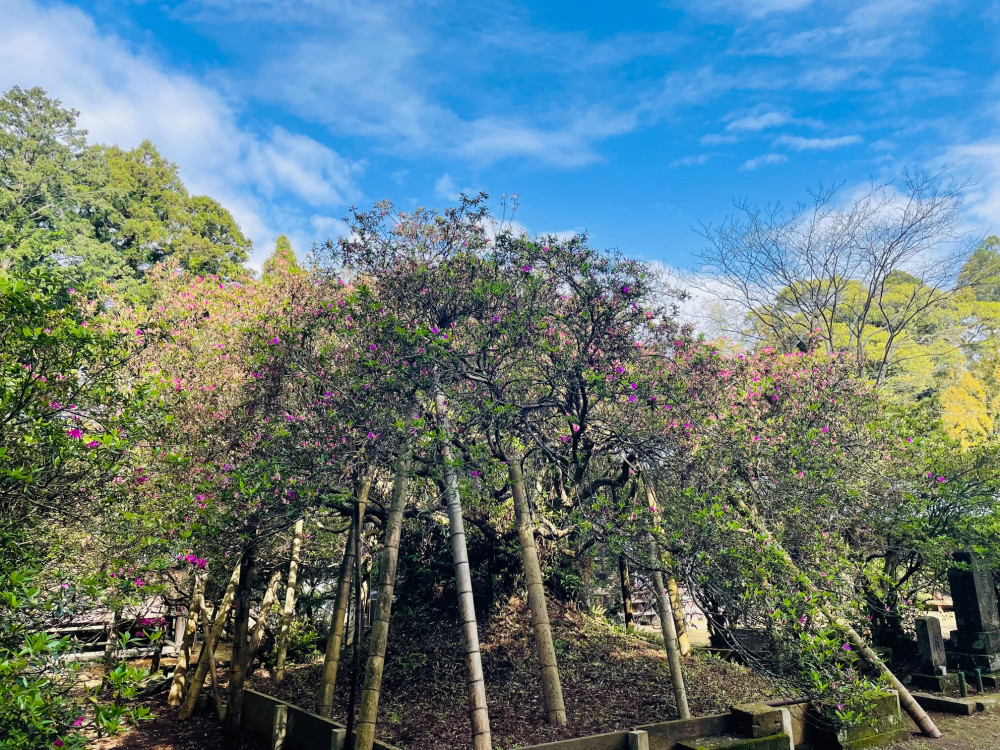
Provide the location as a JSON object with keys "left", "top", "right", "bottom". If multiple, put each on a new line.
{"left": 675, "top": 733, "right": 790, "bottom": 750}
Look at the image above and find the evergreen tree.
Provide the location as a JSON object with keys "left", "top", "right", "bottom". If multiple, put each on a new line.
{"left": 262, "top": 233, "right": 301, "bottom": 276}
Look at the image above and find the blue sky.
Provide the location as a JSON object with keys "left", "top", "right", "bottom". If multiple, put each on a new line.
{"left": 2, "top": 0, "right": 999, "bottom": 271}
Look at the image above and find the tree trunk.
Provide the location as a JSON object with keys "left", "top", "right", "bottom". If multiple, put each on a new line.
{"left": 345, "top": 502, "right": 365, "bottom": 747}
{"left": 508, "top": 457, "right": 567, "bottom": 726}
{"left": 355, "top": 456, "right": 410, "bottom": 750}
{"left": 618, "top": 556, "right": 634, "bottom": 631}
{"left": 178, "top": 564, "right": 241, "bottom": 720}
{"left": 223, "top": 546, "right": 255, "bottom": 749}
{"left": 103, "top": 606, "right": 122, "bottom": 673}
{"left": 196, "top": 596, "right": 225, "bottom": 720}
{"left": 248, "top": 571, "right": 284, "bottom": 669}
{"left": 643, "top": 480, "right": 690, "bottom": 718}
{"left": 665, "top": 575, "right": 691, "bottom": 657}
{"left": 275, "top": 519, "right": 305, "bottom": 683}
{"left": 168, "top": 576, "right": 203, "bottom": 707}
{"left": 317, "top": 477, "right": 372, "bottom": 718}
{"left": 435, "top": 390, "right": 492, "bottom": 750}
{"left": 651, "top": 566, "right": 691, "bottom": 719}
{"left": 733, "top": 497, "right": 941, "bottom": 739}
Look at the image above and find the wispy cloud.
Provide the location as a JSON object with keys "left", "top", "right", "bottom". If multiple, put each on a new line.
{"left": 434, "top": 173, "right": 460, "bottom": 201}
{"left": 726, "top": 111, "right": 791, "bottom": 132}
{"left": 671, "top": 154, "right": 709, "bottom": 167}
{"left": 773, "top": 134, "right": 863, "bottom": 150}
{"left": 741, "top": 152, "right": 789, "bottom": 170}
{"left": 700, "top": 133, "right": 740, "bottom": 146}
{"left": 673, "top": 0, "right": 816, "bottom": 20}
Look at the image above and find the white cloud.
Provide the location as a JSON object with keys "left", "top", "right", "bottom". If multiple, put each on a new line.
{"left": 0, "top": 0, "right": 363, "bottom": 268}
{"left": 773, "top": 134, "right": 863, "bottom": 150}
{"left": 390, "top": 169, "right": 409, "bottom": 186}
{"left": 740, "top": 153, "right": 789, "bottom": 170}
{"left": 726, "top": 111, "right": 791, "bottom": 132}
{"left": 650, "top": 262, "right": 748, "bottom": 339}
{"left": 700, "top": 133, "right": 740, "bottom": 146}
{"left": 945, "top": 141, "right": 1000, "bottom": 227}
{"left": 676, "top": 0, "right": 815, "bottom": 19}
{"left": 434, "top": 173, "right": 460, "bottom": 201}
{"left": 670, "top": 154, "right": 709, "bottom": 167}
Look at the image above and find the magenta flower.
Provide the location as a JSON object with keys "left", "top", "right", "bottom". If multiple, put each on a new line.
{"left": 843, "top": 643, "right": 851, "bottom": 651}
{"left": 66, "top": 429, "right": 82, "bottom": 439}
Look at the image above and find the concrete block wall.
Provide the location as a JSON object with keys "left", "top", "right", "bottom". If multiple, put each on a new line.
{"left": 242, "top": 689, "right": 401, "bottom": 750}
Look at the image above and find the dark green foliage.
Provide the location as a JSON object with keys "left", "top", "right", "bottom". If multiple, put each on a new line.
{"left": 0, "top": 86, "right": 251, "bottom": 297}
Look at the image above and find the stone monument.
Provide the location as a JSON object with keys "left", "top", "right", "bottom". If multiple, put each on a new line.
{"left": 910, "top": 615, "right": 956, "bottom": 691}
{"left": 944, "top": 550, "right": 1000, "bottom": 683}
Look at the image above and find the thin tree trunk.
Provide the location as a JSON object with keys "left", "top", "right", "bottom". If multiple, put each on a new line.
{"left": 355, "top": 456, "right": 410, "bottom": 750}
{"left": 651, "top": 566, "right": 691, "bottom": 719}
{"left": 345, "top": 502, "right": 365, "bottom": 748}
{"left": 732, "top": 497, "right": 941, "bottom": 739}
{"left": 178, "top": 564, "right": 241, "bottom": 720}
{"left": 435, "top": 390, "right": 492, "bottom": 750}
{"left": 317, "top": 477, "right": 372, "bottom": 718}
{"left": 275, "top": 519, "right": 305, "bottom": 683}
{"left": 508, "top": 457, "right": 567, "bottom": 726}
{"left": 643, "top": 480, "right": 690, "bottom": 718}
{"left": 196, "top": 597, "right": 225, "bottom": 720}
{"left": 665, "top": 575, "right": 691, "bottom": 657}
{"left": 223, "top": 546, "right": 255, "bottom": 749}
{"left": 103, "top": 607, "right": 122, "bottom": 672}
{"left": 618, "top": 557, "right": 634, "bottom": 631}
{"left": 248, "top": 571, "right": 284, "bottom": 667}
{"left": 169, "top": 576, "right": 204, "bottom": 707}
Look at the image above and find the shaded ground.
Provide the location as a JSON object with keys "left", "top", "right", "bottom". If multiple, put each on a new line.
{"left": 252, "top": 597, "right": 775, "bottom": 750}
{"left": 894, "top": 710, "right": 1000, "bottom": 750}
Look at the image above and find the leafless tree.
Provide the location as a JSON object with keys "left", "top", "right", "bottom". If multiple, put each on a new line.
{"left": 696, "top": 171, "right": 974, "bottom": 385}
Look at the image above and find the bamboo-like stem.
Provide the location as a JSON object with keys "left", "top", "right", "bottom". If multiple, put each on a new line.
{"left": 436, "top": 390, "right": 492, "bottom": 750}
{"left": 178, "top": 564, "right": 240, "bottom": 720}
{"left": 317, "top": 477, "right": 372, "bottom": 718}
{"left": 355, "top": 456, "right": 410, "bottom": 750}
{"left": 169, "top": 575, "right": 205, "bottom": 708}
{"left": 732, "top": 496, "right": 941, "bottom": 739}
{"left": 508, "top": 457, "right": 567, "bottom": 726}
{"left": 248, "top": 571, "right": 284, "bottom": 665}
{"left": 197, "top": 597, "right": 224, "bottom": 720}
{"left": 275, "top": 519, "right": 305, "bottom": 683}
{"left": 643, "top": 480, "right": 690, "bottom": 719}
{"left": 665, "top": 574, "right": 691, "bottom": 657}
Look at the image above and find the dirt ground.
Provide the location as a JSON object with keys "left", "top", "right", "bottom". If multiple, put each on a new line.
{"left": 894, "top": 709, "right": 1000, "bottom": 750}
